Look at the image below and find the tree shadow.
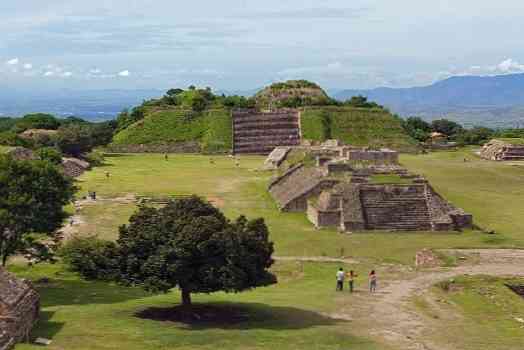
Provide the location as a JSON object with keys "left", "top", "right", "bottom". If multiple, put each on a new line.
{"left": 135, "top": 302, "right": 349, "bottom": 331}
{"left": 103, "top": 153, "right": 130, "bottom": 158}
{"left": 35, "top": 278, "right": 150, "bottom": 308}
{"left": 29, "top": 311, "right": 65, "bottom": 342}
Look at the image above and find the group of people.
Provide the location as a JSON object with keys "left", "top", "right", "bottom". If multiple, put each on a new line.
{"left": 336, "top": 268, "right": 377, "bottom": 293}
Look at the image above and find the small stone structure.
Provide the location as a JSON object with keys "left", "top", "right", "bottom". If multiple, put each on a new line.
{"left": 5, "top": 147, "right": 36, "bottom": 161}
{"left": 233, "top": 109, "right": 301, "bottom": 155}
{"left": 268, "top": 164, "right": 339, "bottom": 212}
{"left": 267, "top": 140, "right": 472, "bottom": 232}
{"left": 263, "top": 147, "right": 291, "bottom": 170}
{"left": 480, "top": 139, "right": 524, "bottom": 161}
{"left": 308, "top": 182, "right": 472, "bottom": 232}
{"left": 0, "top": 268, "right": 40, "bottom": 350}
{"left": 62, "top": 157, "right": 90, "bottom": 178}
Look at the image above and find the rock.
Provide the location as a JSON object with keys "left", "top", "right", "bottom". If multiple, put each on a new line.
{"left": 34, "top": 338, "right": 52, "bottom": 345}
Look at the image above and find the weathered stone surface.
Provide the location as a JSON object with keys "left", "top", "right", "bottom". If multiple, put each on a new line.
{"left": 233, "top": 109, "right": 301, "bottom": 155}
{"left": 5, "top": 148, "right": 36, "bottom": 161}
{"left": 61, "top": 157, "right": 90, "bottom": 178}
{"left": 263, "top": 147, "right": 291, "bottom": 170}
{"left": 481, "top": 139, "right": 524, "bottom": 161}
{"left": 0, "top": 268, "right": 40, "bottom": 350}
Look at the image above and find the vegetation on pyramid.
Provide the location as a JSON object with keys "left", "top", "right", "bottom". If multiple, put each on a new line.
{"left": 111, "top": 82, "right": 416, "bottom": 154}
{"left": 301, "top": 107, "right": 418, "bottom": 152}
{"left": 111, "top": 87, "right": 254, "bottom": 153}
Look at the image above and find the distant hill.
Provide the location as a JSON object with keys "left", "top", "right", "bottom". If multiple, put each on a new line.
{"left": 335, "top": 73, "right": 524, "bottom": 128}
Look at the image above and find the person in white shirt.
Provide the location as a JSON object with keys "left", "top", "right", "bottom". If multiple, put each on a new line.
{"left": 336, "top": 268, "right": 345, "bottom": 291}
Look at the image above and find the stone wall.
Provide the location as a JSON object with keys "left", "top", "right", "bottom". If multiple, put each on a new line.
{"left": 106, "top": 141, "right": 202, "bottom": 154}
{"left": 0, "top": 269, "right": 40, "bottom": 350}
{"left": 481, "top": 139, "right": 524, "bottom": 161}
{"left": 346, "top": 149, "right": 399, "bottom": 164}
{"left": 233, "top": 109, "right": 301, "bottom": 154}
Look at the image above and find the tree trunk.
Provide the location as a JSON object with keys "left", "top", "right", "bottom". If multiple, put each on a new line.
{"left": 181, "top": 288, "right": 192, "bottom": 307}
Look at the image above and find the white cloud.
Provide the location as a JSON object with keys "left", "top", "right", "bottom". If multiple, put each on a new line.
{"left": 43, "top": 71, "right": 55, "bottom": 77}
{"left": 89, "top": 68, "right": 101, "bottom": 74}
{"left": 6, "top": 58, "right": 19, "bottom": 65}
{"left": 23, "top": 63, "right": 33, "bottom": 70}
{"left": 495, "top": 58, "right": 524, "bottom": 73}
{"left": 118, "top": 70, "right": 130, "bottom": 77}
{"left": 62, "top": 71, "right": 73, "bottom": 77}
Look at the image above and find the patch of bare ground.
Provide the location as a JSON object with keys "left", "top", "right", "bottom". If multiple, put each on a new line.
{"left": 332, "top": 249, "right": 524, "bottom": 350}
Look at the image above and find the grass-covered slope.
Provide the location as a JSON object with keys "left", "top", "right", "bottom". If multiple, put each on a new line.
{"left": 112, "top": 108, "right": 232, "bottom": 153}
{"left": 301, "top": 107, "right": 418, "bottom": 152}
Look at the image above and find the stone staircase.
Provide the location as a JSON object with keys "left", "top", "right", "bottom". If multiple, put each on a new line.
{"left": 233, "top": 109, "right": 301, "bottom": 155}
{"left": 360, "top": 185, "right": 432, "bottom": 231}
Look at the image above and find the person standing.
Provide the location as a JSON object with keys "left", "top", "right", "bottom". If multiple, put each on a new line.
{"left": 348, "top": 270, "right": 358, "bottom": 293}
{"left": 369, "top": 270, "right": 377, "bottom": 293}
{"left": 336, "top": 268, "right": 345, "bottom": 291}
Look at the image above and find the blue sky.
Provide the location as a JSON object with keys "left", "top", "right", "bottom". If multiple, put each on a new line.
{"left": 2, "top": 0, "right": 524, "bottom": 91}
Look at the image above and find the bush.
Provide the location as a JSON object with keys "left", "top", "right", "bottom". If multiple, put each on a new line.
{"left": 85, "top": 150, "right": 105, "bottom": 166}
{"left": 37, "top": 147, "right": 63, "bottom": 165}
{"left": 60, "top": 237, "right": 119, "bottom": 280}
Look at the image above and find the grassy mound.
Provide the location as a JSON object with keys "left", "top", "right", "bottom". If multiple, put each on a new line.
{"left": 255, "top": 80, "right": 332, "bottom": 108}
{"left": 301, "top": 107, "right": 418, "bottom": 152}
{"left": 112, "top": 108, "right": 232, "bottom": 153}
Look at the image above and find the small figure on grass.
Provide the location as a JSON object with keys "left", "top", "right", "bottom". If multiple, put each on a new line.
{"left": 164, "top": 153, "right": 169, "bottom": 161}
{"left": 347, "top": 270, "right": 358, "bottom": 293}
{"left": 105, "top": 171, "right": 110, "bottom": 179}
{"left": 336, "top": 267, "right": 345, "bottom": 291}
{"left": 369, "top": 270, "right": 377, "bottom": 293}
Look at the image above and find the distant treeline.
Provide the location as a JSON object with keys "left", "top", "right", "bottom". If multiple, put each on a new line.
{"left": 402, "top": 117, "right": 524, "bottom": 146}
{"left": 0, "top": 113, "right": 116, "bottom": 162}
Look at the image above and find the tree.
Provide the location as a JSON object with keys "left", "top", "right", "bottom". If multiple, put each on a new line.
{"left": 431, "top": 119, "right": 463, "bottom": 137}
{"left": 37, "top": 147, "right": 63, "bottom": 165}
{"left": 0, "top": 156, "right": 76, "bottom": 266}
{"left": 54, "top": 124, "right": 93, "bottom": 157}
{"left": 14, "top": 113, "right": 61, "bottom": 132}
{"left": 66, "top": 196, "right": 276, "bottom": 307}
{"left": 402, "top": 117, "right": 432, "bottom": 142}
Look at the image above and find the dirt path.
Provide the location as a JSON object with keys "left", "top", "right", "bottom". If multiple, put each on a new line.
{"left": 342, "top": 249, "right": 524, "bottom": 350}
{"left": 274, "top": 256, "right": 359, "bottom": 264}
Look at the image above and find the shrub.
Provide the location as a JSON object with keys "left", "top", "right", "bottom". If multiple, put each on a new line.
{"left": 60, "top": 237, "right": 119, "bottom": 280}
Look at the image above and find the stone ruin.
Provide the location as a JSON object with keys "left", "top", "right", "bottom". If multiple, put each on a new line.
{"left": 61, "top": 157, "right": 90, "bottom": 178}
{"left": 268, "top": 141, "right": 472, "bottom": 232}
{"left": 232, "top": 109, "right": 301, "bottom": 155}
{"left": 5, "top": 147, "right": 36, "bottom": 161}
{"left": 480, "top": 139, "right": 524, "bottom": 161}
{"left": 0, "top": 268, "right": 40, "bottom": 350}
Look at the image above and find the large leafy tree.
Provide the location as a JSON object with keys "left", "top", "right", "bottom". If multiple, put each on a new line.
{"left": 68, "top": 196, "right": 276, "bottom": 307}
{"left": 0, "top": 156, "right": 76, "bottom": 266}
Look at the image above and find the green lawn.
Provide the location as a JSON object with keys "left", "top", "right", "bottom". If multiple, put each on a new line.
{"left": 401, "top": 148, "right": 524, "bottom": 246}
{"left": 9, "top": 149, "right": 524, "bottom": 350}
{"left": 11, "top": 261, "right": 384, "bottom": 350}
{"left": 72, "top": 151, "right": 523, "bottom": 264}
{"left": 414, "top": 275, "right": 524, "bottom": 350}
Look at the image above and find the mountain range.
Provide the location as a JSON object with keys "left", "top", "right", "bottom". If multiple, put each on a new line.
{"left": 335, "top": 73, "right": 524, "bottom": 128}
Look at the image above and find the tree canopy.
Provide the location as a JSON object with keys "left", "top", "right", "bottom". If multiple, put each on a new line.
{"left": 64, "top": 196, "right": 276, "bottom": 307}
{"left": 0, "top": 156, "right": 76, "bottom": 265}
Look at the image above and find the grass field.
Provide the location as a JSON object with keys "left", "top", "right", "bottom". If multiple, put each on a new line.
{"left": 301, "top": 107, "right": 418, "bottom": 153}
{"left": 413, "top": 275, "right": 524, "bottom": 350}
{"left": 112, "top": 108, "right": 232, "bottom": 153}
{"left": 8, "top": 148, "right": 524, "bottom": 350}
{"left": 73, "top": 151, "right": 523, "bottom": 263}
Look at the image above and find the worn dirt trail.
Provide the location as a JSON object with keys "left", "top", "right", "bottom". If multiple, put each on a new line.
{"left": 339, "top": 249, "right": 524, "bottom": 350}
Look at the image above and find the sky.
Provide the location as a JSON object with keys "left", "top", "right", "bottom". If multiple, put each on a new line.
{"left": 2, "top": 0, "right": 524, "bottom": 91}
